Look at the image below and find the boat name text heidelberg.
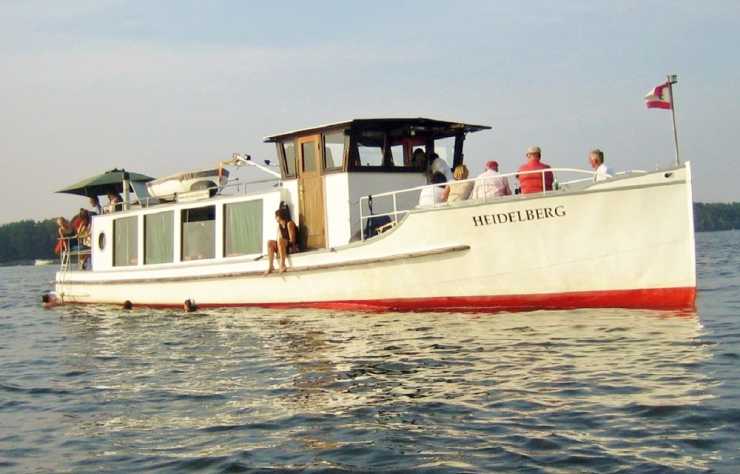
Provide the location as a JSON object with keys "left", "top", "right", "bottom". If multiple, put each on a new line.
{"left": 472, "top": 205, "right": 566, "bottom": 227}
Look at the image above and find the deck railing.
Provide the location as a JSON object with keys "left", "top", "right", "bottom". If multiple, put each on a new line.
{"left": 358, "top": 167, "right": 611, "bottom": 240}
{"left": 57, "top": 235, "right": 92, "bottom": 271}
{"left": 104, "top": 177, "right": 282, "bottom": 212}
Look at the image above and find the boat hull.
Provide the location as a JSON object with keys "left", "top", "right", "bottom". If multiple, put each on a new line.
{"left": 87, "top": 287, "right": 693, "bottom": 312}
{"left": 55, "top": 165, "right": 697, "bottom": 312}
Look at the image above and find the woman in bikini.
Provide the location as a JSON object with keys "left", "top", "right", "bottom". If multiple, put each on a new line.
{"left": 264, "top": 208, "right": 298, "bottom": 275}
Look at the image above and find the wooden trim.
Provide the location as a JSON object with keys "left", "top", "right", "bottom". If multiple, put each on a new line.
{"left": 297, "top": 134, "right": 322, "bottom": 173}
{"left": 278, "top": 140, "right": 298, "bottom": 179}
{"left": 276, "top": 143, "right": 287, "bottom": 178}
{"left": 321, "top": 128, "right": 348, "bottom": 175}
{"left": 296, "top": 135, "right": 326, "bottom": 249}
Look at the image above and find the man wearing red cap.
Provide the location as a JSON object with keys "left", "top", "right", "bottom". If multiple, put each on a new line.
{"left": 517, "top": 146, "right": 553, "bottom": 194}
{"left": 471, "top": 160, "right": 511, "bottom": 200}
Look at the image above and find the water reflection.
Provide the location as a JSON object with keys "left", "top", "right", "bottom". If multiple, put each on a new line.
{"left": 50, "top": 305, "right": 720, "bottom": 471}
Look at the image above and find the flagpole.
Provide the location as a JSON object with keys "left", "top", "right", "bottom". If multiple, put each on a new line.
{"left": 666, "top": 74, "right": 680, "bottom": 167}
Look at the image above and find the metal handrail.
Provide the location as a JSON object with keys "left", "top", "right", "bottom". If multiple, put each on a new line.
{"left": 105, "top": 177, "right": 282, "bottom": 211}
{"left": 57, "top": 235, "right": 92, "bottom": 271}
{"left": 358, "top": 167, "right": 606, "bottom": 240}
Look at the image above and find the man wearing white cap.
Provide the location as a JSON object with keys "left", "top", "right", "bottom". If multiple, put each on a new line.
{"left": 471, "top": 160, "right": 511, "bottom": 200}
{"left": 517, "top": 146, "right": 553, "bottom": 194}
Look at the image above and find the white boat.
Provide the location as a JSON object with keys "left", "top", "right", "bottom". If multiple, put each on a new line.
{"left": 34, "top": 259, "right": 53, "bottom": 266}
{"left": 51, "top": 118, "right": 696, "bottom": 311}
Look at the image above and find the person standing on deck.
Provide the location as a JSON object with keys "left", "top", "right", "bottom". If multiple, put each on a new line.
{"left": 412, "top": 148, "right": 427, "bottom": 172}
{"left": 89, "top": 196, "right": 102, "bottom": 215}
{"left": 418, "top": 172, "right": 449, "bottom": 207}
{"left": 105, "top": 191, "right": 123, "bottom": 213}
{"left": 517, "top": 146, "right": 553, "bottom": 194}
{"left": 428, "top": 152, "right": 453, "bottom": 182}
{"left": 589, "top": 149, "right": 611, "bottom": 182}
{"left": 471, "top": 161, "right": 511, "bottom": 200}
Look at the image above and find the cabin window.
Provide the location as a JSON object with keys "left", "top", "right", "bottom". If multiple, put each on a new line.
{"left": 224, "top": 200, "right": 263, "bottom": 257}
{"left": 323, "top": 130, "right": 346, "bottom": 170}
{"left": 389, "top": 143, "right": 405, "bottom": 167}
{"left": 433, "top": 137, "right": 456, "bottom": 167}
{"left": 113, "top": 216, "right": 138, "bottom": 267}
{"left": 144, "top": 211, "right": 174, "bottom": 265}
{"left": 350, "top": 130, "right": 420, "bottom": 172}
{"left": 282, "top": 140, "right": 297, "bottom": 178}
{"left": 356, "top": 144, "right": 384, "bottom": 167}
{"left": 181, "top": 206, "right": 215, "bottom": 261}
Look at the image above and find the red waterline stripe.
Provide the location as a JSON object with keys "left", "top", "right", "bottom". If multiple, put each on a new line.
{"left": 59, "top": 287, "right": 696, "bottom": 313}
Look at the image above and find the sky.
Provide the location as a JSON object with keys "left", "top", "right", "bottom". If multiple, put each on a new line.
{"left": 1, "top": 0, "right": 739, "bottom": 224}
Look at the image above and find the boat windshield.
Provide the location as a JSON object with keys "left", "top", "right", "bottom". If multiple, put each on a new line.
{"left": 349, "top": 131, "right": 460, "bottom": 172}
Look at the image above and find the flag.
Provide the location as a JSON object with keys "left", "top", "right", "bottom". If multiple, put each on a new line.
{"left": 644, "top": 82, "right": 672, "bottom": 109}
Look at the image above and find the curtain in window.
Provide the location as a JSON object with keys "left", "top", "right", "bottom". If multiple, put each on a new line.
{"left": 225, "top": 200, "right": 263, "bottom": 257}
{"left": 145, "top": 211, "right": 173, "bottom": 264}
{"left": 114, "top": 216, "right": 138, "bottom": 266}
{"left": 182, "top": 221, "right": 215, "bottom": 261}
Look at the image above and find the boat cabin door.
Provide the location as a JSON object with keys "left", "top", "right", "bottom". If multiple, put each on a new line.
{"left": 297, "top": 135, "right": 326, "bottom": 249}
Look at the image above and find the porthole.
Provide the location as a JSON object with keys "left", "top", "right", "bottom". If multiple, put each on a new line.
{"left": 98, "top": 232, "right": 106, "bottom": 251}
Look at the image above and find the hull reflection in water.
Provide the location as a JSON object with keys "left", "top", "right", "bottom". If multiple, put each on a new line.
{"left": 51, "top": 306, "right": 718, "bottom": 472}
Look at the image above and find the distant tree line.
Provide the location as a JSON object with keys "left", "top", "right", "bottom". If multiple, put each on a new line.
{"left": 0, "top": 219, "right": 58, "bottom": 264}
{"left": 693, "top": 202, "right": 740, "bottom": 232}
{"left": 0, "top": 203, "right": 738, "bottom": 263}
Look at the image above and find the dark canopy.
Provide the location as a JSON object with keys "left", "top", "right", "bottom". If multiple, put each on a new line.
{"left": 56, "top": 169, "right": 154, "bottom": 197}
{"left": 264, "top": 117, "right": 491, "bottom": 143}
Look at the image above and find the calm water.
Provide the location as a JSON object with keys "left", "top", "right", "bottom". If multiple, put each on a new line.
{"left": 1, "top": 231, "right": 739, "bottom": 473}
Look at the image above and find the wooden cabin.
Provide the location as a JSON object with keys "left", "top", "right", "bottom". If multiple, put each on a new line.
{"left": 265, "top": 118, "right": 490, "bottom": 249}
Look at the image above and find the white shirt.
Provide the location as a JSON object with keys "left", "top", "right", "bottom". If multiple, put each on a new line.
{"left": 594, "top": 163, "right": 611, "bottom": 182}
{"left": 418, "top": 185, "right": 447, "bottom": 207}
{"left": 471, "top": 169, "right": 511, "bottom": 199}
{"left": 430, "top": 158, "right": 453, "bottom": 181}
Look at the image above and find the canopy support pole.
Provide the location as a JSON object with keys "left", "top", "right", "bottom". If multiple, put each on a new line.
{"left": 122, "top": 171, "right": 130, "bottom": 211}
